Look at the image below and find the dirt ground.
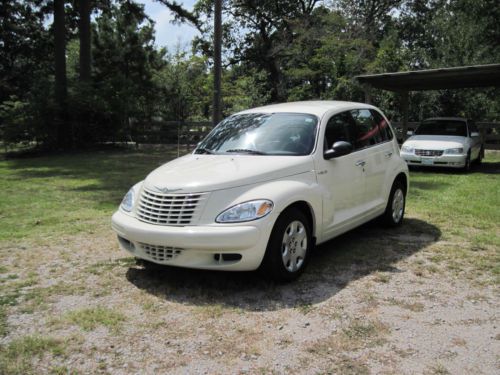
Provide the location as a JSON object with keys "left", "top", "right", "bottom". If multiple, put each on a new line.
{"left": 1, "top": 212, "right": 498, "bottom": 375}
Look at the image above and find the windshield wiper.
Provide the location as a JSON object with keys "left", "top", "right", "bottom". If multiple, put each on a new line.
{"left": 225, "top": 148, "right": 267, "bottom": 155}
{"left": 194, "top": 147, "right": 215, "bottom": 154}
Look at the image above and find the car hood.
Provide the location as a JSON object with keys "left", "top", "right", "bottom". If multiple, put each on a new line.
{"left": 143, "top": 154, "right": 315, "bottom": 193}
{"left": 404, "top": 135, "right": 466, "bottom": 149}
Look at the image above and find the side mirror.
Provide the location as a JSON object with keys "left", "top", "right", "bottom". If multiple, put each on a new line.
{"left": 324, "top": 141, "right": 353, "bottom": 160}
{"left": 470, "top": 131, "right": 480, "bottom": 137}
{"left": 406, "top": 130, "right": 414, "bottom": 136}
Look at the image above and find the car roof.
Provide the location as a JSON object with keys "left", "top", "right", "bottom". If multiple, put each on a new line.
{"left": 236, "top": 100, "right": 378, "bottom": 118}
{"left": 422, "top": 117, "right": 467, "bottom": 122}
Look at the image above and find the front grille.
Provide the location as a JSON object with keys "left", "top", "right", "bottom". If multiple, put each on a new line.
{"left": 137, "top": 188, "right": 208, "bottom": 225}
{"left": 139, "top": 243, "right": 183, "bottom": 262}
{"left": 415, "top": 149, "right": 443, "bottom": 157}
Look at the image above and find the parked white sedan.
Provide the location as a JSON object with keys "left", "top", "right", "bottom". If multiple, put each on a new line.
{"left": 400, "top": 117, "right": 484, "bottom": 171}
{"left": 112, "top": 101, "right": 409, "bottom": 280}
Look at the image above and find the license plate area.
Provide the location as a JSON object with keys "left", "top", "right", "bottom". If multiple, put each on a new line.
{"left": 422, "top": 158, "right": 434, "bottom": 165}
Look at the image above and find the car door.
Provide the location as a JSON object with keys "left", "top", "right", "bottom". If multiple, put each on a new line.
{"left": 315, "top": 111, "right": 367, "bottom": 239}
{"left": 350, "top": 109, "right": 398, "bottom": 209}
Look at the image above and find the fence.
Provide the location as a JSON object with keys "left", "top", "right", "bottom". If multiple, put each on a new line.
{"left": 122, "top": 119, "right": 500, "bottom": 151}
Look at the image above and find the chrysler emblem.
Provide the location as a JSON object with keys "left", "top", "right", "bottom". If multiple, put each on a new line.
{"left": 153, "top": 185, "right": 182, "bottom": 193}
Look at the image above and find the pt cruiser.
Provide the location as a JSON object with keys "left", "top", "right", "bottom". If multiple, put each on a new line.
{"left": 112, "top": 101, "right": 409, "bottom": 280}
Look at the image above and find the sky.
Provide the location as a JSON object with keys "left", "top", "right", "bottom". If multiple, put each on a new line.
{"left": 140, "top": 0, "right": 200, "bottom": 51}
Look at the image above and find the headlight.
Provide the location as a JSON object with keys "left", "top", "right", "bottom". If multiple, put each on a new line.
{"left": 120, "top": 187, "right": 135, "bottom": 212}
{"left": 444, "top": 147, "right": 463, "bottom": 155}
{"left": 401, "top": 145, "right": 414, "bottom": 153}
{"left": 216, "top": 200, "right": 273, "bottom": 223}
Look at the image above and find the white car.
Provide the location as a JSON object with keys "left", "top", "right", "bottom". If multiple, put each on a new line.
{"left": 401, "top": 117, "right": 484, "bottom": 171}
{"left": 112, "top": 101, "right": 409, "bottom": 280}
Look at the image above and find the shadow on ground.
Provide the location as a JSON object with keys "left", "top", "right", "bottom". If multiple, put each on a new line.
{"left": 126, "top": 218, "right": 441, "bottom": 311}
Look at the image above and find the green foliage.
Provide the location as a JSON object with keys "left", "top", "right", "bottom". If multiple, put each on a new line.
{"left": 0, "top": 0, "right": 498, "bottom": 149}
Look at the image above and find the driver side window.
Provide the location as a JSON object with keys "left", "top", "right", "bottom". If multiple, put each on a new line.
{"left": 324, "top": 111, "right": 356, "bottom": 150}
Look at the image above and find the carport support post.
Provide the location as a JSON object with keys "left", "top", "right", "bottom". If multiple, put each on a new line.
{"left": 400, "top": 91, "right": 409, "bottom": 142}
{"left": 363, "top": 84, "right": 372, "bottom": 104}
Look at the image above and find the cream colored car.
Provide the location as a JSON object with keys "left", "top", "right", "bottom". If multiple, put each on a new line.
{"left": 112, "top": 101, "right": 409, "bottom": 280}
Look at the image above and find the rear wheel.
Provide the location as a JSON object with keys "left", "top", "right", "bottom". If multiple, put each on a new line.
{"left": 382, "top": 180, "right": 406, "bottom": 227}
{"left": 261, "top": 207, "right": 312, "bottom": 281}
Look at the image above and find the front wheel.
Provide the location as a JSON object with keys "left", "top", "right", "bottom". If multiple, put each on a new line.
{"left": 261, "top": 207, "right": 312, "bottom": 282}
{"left": 382, "top": 180, "right": 406, "bottom": 227}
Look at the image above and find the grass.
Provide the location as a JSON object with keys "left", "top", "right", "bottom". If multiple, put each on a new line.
{"left": 408, "top": 155, "right": 500, "bottom": 247}
{"left": 308, "top": 319, "right": 389, "bottom": 354}
{"left": 407, "top": 152, "right": 500, "bottom": 284}
{"left": 0, "top": 335, "right": 65, "bottom": 375}
{"left": 65, "top": 307, "right": 126, "bottom": 331}
{"left": 0, "top": 148, "right": 176, "bottom": 242}
{"left": 0, "top": 307, "right": 7, "bottom": 336}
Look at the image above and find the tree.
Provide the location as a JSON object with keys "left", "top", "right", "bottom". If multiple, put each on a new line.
{"left": 78, "top": 0, "right": 92, "bottom": 82}
{"left": 91, "top": 1, "right": 165, "bottom": 140}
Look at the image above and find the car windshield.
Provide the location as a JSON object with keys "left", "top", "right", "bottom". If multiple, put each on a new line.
{"left": 195, "top": 113, "right": 318, "bottom": 156}
{"left": 415, "top": 120, "right": 467, "bottom": 137}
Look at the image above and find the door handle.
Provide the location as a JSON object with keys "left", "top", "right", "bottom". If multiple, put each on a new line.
{"left": 384, "top": 151, "right": 393, "bottom": 158}
{"left": 355, "top": 160, "right": 366, "bottom": 167}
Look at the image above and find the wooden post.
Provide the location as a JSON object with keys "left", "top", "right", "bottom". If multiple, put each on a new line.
{"left": 400, "top": 91, "right": 409, "bottom": 142}
{"left": 212, "top": 0, "right": 222, "bottom": 126}
{"left": 363, "top": 84, "right": 372, "bottom": 104}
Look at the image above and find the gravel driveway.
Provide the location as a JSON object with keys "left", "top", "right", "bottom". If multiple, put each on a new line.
{"left": 1, "top": 212, "right": 498, "bottom": 374}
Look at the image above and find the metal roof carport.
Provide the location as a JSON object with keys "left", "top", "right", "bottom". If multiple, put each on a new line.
{"left": 355, "top": 64, "right": 500, "bottom": 138}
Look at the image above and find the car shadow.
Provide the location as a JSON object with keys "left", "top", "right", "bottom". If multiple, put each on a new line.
{"left": 125, "top": 218, "right": 440, "bottom": 311}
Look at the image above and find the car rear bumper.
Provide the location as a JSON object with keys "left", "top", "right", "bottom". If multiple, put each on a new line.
{"left": 111, "top": 210, "right": 269, "bottom": 271}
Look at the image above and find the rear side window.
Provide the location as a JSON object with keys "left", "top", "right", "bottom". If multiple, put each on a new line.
{"left": 350, "top": 109, "right": 383, "bottom": 149}
{"left": 371, "top": 110, "right": 393, "bottom": 141}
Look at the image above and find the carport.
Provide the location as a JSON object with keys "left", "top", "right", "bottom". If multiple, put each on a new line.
{"left": 355, "top": 64, "right": 500, "bottom": 145}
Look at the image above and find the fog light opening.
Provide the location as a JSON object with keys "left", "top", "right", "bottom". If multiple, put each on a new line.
{"left": 213, "top": 253, "right": 242, "bottom": 264}
{"left": 118, "top": 236, "right": 135, "bottom": 252}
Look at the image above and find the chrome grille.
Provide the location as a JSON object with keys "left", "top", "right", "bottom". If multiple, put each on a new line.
{"left": 139, "top": 243, "right": 183, "bottom": 262}
{"left": 415, "top": 149, "right": 443, "bottom": 157}
{"left": 137, "top": 188, "right": 208, "bottom": 225}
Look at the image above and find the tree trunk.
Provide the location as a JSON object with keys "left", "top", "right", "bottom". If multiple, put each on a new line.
{"left": 54, "top": 0, "right": 68, "bottom": 147}
{"left": 212, "top": 0, "right": 222, "bottom": 125}
{"left": 79, "top": 0, "right": 91, "bottom": 82}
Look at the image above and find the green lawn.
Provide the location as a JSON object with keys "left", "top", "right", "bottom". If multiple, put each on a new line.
{"left": 407, "top": 155, "right": 500, "bottom": 248}
{"left": 0, "top": 148, "right": 498, "bottom": 273}
{"left": 1, "top": 149, "right": 498, "bottom": 240}
{"left": 0, "top": 149, "right": 175, "bottom": 243}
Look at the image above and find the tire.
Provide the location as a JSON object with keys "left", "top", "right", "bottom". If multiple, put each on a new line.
{"left": 261, "top": 207, "right": 312, "bottom": 282}
{"left": 382, "top": 180, "right": 406, "bottom": 227}
{"left": 463, "top": 152, "right": 471, "bottom": 172}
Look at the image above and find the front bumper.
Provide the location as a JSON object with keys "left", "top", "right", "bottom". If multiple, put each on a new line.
{"left": 401, "top": 152, "right": 466, "bottom": 168}
{"left": 111, "top": 210, "right": 269, "bottom": 271}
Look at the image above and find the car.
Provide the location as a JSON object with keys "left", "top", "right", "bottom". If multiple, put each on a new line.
{"left": 400, "top": 117, "right": 484, "bottom": 171}
{"left": 112, "top": 101, "right": 409, "bottom": 281}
